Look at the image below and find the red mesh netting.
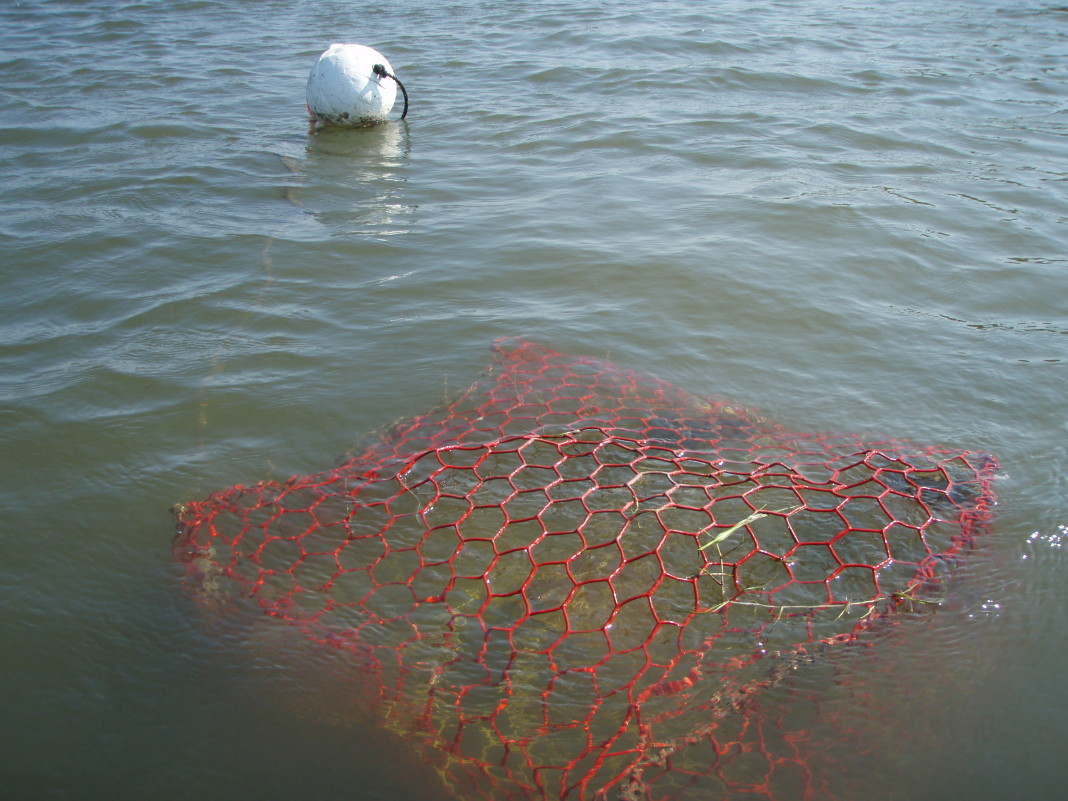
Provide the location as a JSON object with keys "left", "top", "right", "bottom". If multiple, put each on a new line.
{"left": 174, "top": 339, "right": 997, "bottom": 800}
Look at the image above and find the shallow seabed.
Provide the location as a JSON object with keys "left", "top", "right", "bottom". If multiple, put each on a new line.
{"left": 1, "top": 1, "right": 1066, "bottom": 799}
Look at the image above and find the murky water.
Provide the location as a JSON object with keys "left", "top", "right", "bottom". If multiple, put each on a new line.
{"left": 2, "top": 1, "right": 1066, "bottom": 799}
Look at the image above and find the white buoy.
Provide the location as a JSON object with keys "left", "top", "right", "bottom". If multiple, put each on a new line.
{"left": 306, "top": 44, "right": 403, "bottom": 127}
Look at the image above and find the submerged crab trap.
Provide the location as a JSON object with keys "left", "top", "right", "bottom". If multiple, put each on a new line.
{"left": 174, "top": 339, "right": 997, "bottom": 800}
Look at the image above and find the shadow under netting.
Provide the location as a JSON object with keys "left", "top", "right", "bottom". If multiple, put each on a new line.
{"left": 174, "top": 338, "right": 997, "bottom": 801}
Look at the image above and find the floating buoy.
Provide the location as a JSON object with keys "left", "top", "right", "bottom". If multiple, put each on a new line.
{"left": 306, "top": 43, "right": 408, "bottom": 127}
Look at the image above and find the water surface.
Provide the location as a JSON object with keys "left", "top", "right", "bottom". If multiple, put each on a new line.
{"left": 2, "top": 1, "right": 1067, "bottom": 799}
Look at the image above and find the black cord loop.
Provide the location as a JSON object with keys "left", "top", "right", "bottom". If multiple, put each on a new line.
{"left": 372, "top": 63, "right": 409, "bottom": 120}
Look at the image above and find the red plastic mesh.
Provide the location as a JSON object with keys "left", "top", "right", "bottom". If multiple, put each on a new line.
{"left": 174, "top": 339, "right": 997, "bottom": 800}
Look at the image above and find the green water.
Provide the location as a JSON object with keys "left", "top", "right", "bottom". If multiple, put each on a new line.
{"left": 2, "top": 1, "right": 1067, "bottom": 798}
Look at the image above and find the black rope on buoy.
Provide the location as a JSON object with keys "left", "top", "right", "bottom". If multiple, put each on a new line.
{"left": 372, "top": 63, "right": 408, "bottom": 120}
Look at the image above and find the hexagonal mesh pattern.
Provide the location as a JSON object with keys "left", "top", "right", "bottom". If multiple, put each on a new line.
{"left": 174, "top": 339, "right": 997, "bottom": 800}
